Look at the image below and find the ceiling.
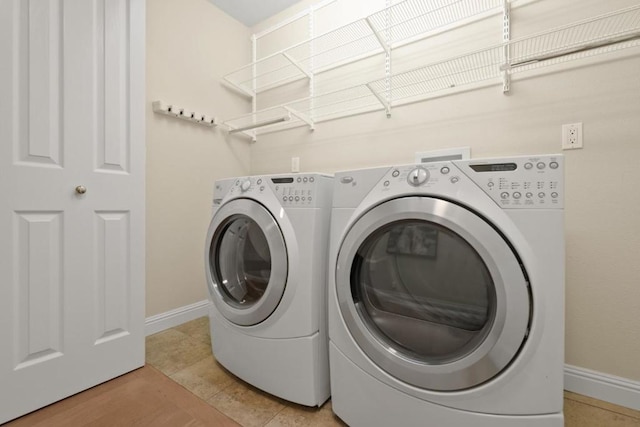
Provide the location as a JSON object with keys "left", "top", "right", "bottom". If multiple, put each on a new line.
{"left": 208, "top": 0, "right": 305, "bottom": 27}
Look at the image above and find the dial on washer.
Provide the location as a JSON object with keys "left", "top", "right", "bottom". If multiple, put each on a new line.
{"left": 407, "top": 167, "right": 429, "bottom": 186}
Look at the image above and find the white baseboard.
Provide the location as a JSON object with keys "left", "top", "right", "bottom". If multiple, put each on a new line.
{"left": 145, "top": 301, "right": 640, "bottom": 411}
{"left": 565, "top": 364, "right": 640, "bottom": 411}
{"left": 145, "top": 300, "right": 211, "bottom": 336}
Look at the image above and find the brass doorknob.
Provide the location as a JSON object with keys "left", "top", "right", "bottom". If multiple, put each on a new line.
{"left": 75, "top": 185, "right": 87, "bottom": 194}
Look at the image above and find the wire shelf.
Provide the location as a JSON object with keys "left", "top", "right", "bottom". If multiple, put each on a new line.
{"left": 289, "top": 85, "right": 385, "bottom": 122}
{"left": 369, "top": 47, "right": 504, "bottom": 105}
{"left": 507, "top": 4, "right": 640, "bottom": 71}
{"left": 370, "top": 3, "right": 640, "bottom": 105}
{"left": 223, "top": 4, "right": 640, "bottom": 136}
{"left": 222, "top": 85, "right": 384, "bottom": 135}
{"left": 367, "top": 0, "right": 502, "bottom": 47}
{"left": 222, "top": 0, "right": 503, "bottom": 95}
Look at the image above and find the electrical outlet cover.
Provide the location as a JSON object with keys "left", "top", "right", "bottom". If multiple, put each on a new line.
{"left": 562, "top": 123, "right": 583, "bottom": 150}
{"left": 291, "top": 156, "right": 300, "bottom": 173}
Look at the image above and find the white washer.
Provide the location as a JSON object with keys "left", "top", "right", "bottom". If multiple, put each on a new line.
{"left": 328, "top": 155, "right": 564, "bottom": 426}
{"left": 205, "top": 173, "right": 333, "bottom": 407}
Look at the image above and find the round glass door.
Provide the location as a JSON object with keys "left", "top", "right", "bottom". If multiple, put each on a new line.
{"left": 336, "top": 197, "right": 530, "bottom": 391}
{"left": 206, "top": 199, "right": 287, "bottom": 326}
{"left": 352, "top": 220, "right": 495, "bottom": 365}
{"left": 215, "top": 216, "right": 272, "bottom": 307}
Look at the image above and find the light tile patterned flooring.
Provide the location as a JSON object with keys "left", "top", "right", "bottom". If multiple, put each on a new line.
{"left": 146, "top": 317, "right": 640, "bottom": 427}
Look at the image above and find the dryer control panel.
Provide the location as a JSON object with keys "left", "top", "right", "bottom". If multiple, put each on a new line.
{"left": 216, "top": 174, "right": 332, "bottom": 209}
{"left": 455, "top": 155, "right": 564, "bottom": 209}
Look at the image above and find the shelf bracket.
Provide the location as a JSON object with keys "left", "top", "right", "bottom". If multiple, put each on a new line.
{"left": 232, "top": 130, "right": 257, "bottom": 142}
{"left": 282, "top": 53, "right": 313, "bottom": 79}
{"left": 502, "top": 0, "right": 511, "bottom": 94}
{"left": 284, "top": 106, "right": 315, "bottom": 131}
{"left": 366, "top": 83, "right": 391, "bottom": 118}
{"left": 365, "top": 17, "right": 391, "bottom": 55}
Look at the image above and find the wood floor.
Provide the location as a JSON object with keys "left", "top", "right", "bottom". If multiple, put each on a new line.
{"left": 5, "top": 364, "right": 239, "bottom": 427}
{"left": 6, "top": 316, "right": 640, "bottom": 426}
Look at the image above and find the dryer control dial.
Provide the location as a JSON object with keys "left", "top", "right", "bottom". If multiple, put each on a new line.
{"left": 407, "top": 167, "right": 429, "bottom": 186}
{"left": 240, "top": 179, "right": 251, "bottom": 192}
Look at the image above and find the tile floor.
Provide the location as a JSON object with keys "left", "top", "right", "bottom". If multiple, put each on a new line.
{"left": 146, "top": 317, "right": 640, "bottom": 427}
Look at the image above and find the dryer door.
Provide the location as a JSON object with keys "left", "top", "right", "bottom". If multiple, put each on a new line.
{"left": 336, "top": 197, "right": 530, "bottom": 391}
{"left": 206, "top": 199, "right": 287, "bottom": 326}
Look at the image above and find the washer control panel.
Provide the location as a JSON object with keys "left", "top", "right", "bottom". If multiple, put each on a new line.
{"left": 363, "top": 155, "right": 563, "bottom": 210}
{"left": 273, "top": 175, "right": 318, "bottom": 207}
{"left": 375, "top": 162, "right": 464, "bottom": 192}
{"left": 457, "top": 155, "right": 564, "bottom": 209}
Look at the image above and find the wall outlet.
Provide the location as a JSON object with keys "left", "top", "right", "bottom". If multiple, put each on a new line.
{"left": 562, "top": 123, "right": 583, "bottom": 150}
{"left": 291, "top": 156, "right": 300, "bottom": 173}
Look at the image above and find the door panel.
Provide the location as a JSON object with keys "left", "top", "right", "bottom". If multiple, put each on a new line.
{"left": 94, "top": 211, "right": 130, "bottom": 344}
{"left": 14, "top": 211, "right": 64, "bottom": 369}
{"left": 19, "top": 0, "right": 63, "bottom": 167}
{"left": 0, "top": 0, "right": 144, "bottom": 422}
{"left": 100, "top": 0, "right": 130, "bottom": 173}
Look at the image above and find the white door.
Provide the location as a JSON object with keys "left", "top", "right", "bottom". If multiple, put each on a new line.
{"left": 0, "top": 0, "right": 145, "bottom": 423}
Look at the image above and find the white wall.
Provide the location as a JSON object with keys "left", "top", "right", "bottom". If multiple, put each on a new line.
{"left": 248, "top": 0, "right": 640, "bottom": 382}
{"left": 146, "top": 0, "right": 252, "bottom": 316}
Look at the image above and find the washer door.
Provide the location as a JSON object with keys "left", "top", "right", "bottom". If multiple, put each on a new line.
{"left": 336, "top": 197, "right": 530, "bottom": 391}
{"left": 206, "top": 199, "right": 287, "bottom": 326}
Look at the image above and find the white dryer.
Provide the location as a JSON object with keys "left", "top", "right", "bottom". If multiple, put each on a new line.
{"left": 205, "top": 173, "right": 333, "bottom": 406}
{"left": 328, "top": 155, "right": 564, "bottom": 426}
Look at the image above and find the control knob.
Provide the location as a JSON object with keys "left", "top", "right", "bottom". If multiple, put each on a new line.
{"left": 407, "top": 167, "right": 429, "bottom": 186}
{"left": 240, "top": 179, "right": 251, "bottom": 192}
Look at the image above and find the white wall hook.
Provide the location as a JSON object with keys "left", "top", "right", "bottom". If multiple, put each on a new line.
{"left": 152, "top": 101, "right": 218, "bottom": 128}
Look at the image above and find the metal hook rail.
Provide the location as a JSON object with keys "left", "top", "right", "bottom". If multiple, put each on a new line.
{"left": 152, "top": 101, "right": 218, "bottom": 128}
